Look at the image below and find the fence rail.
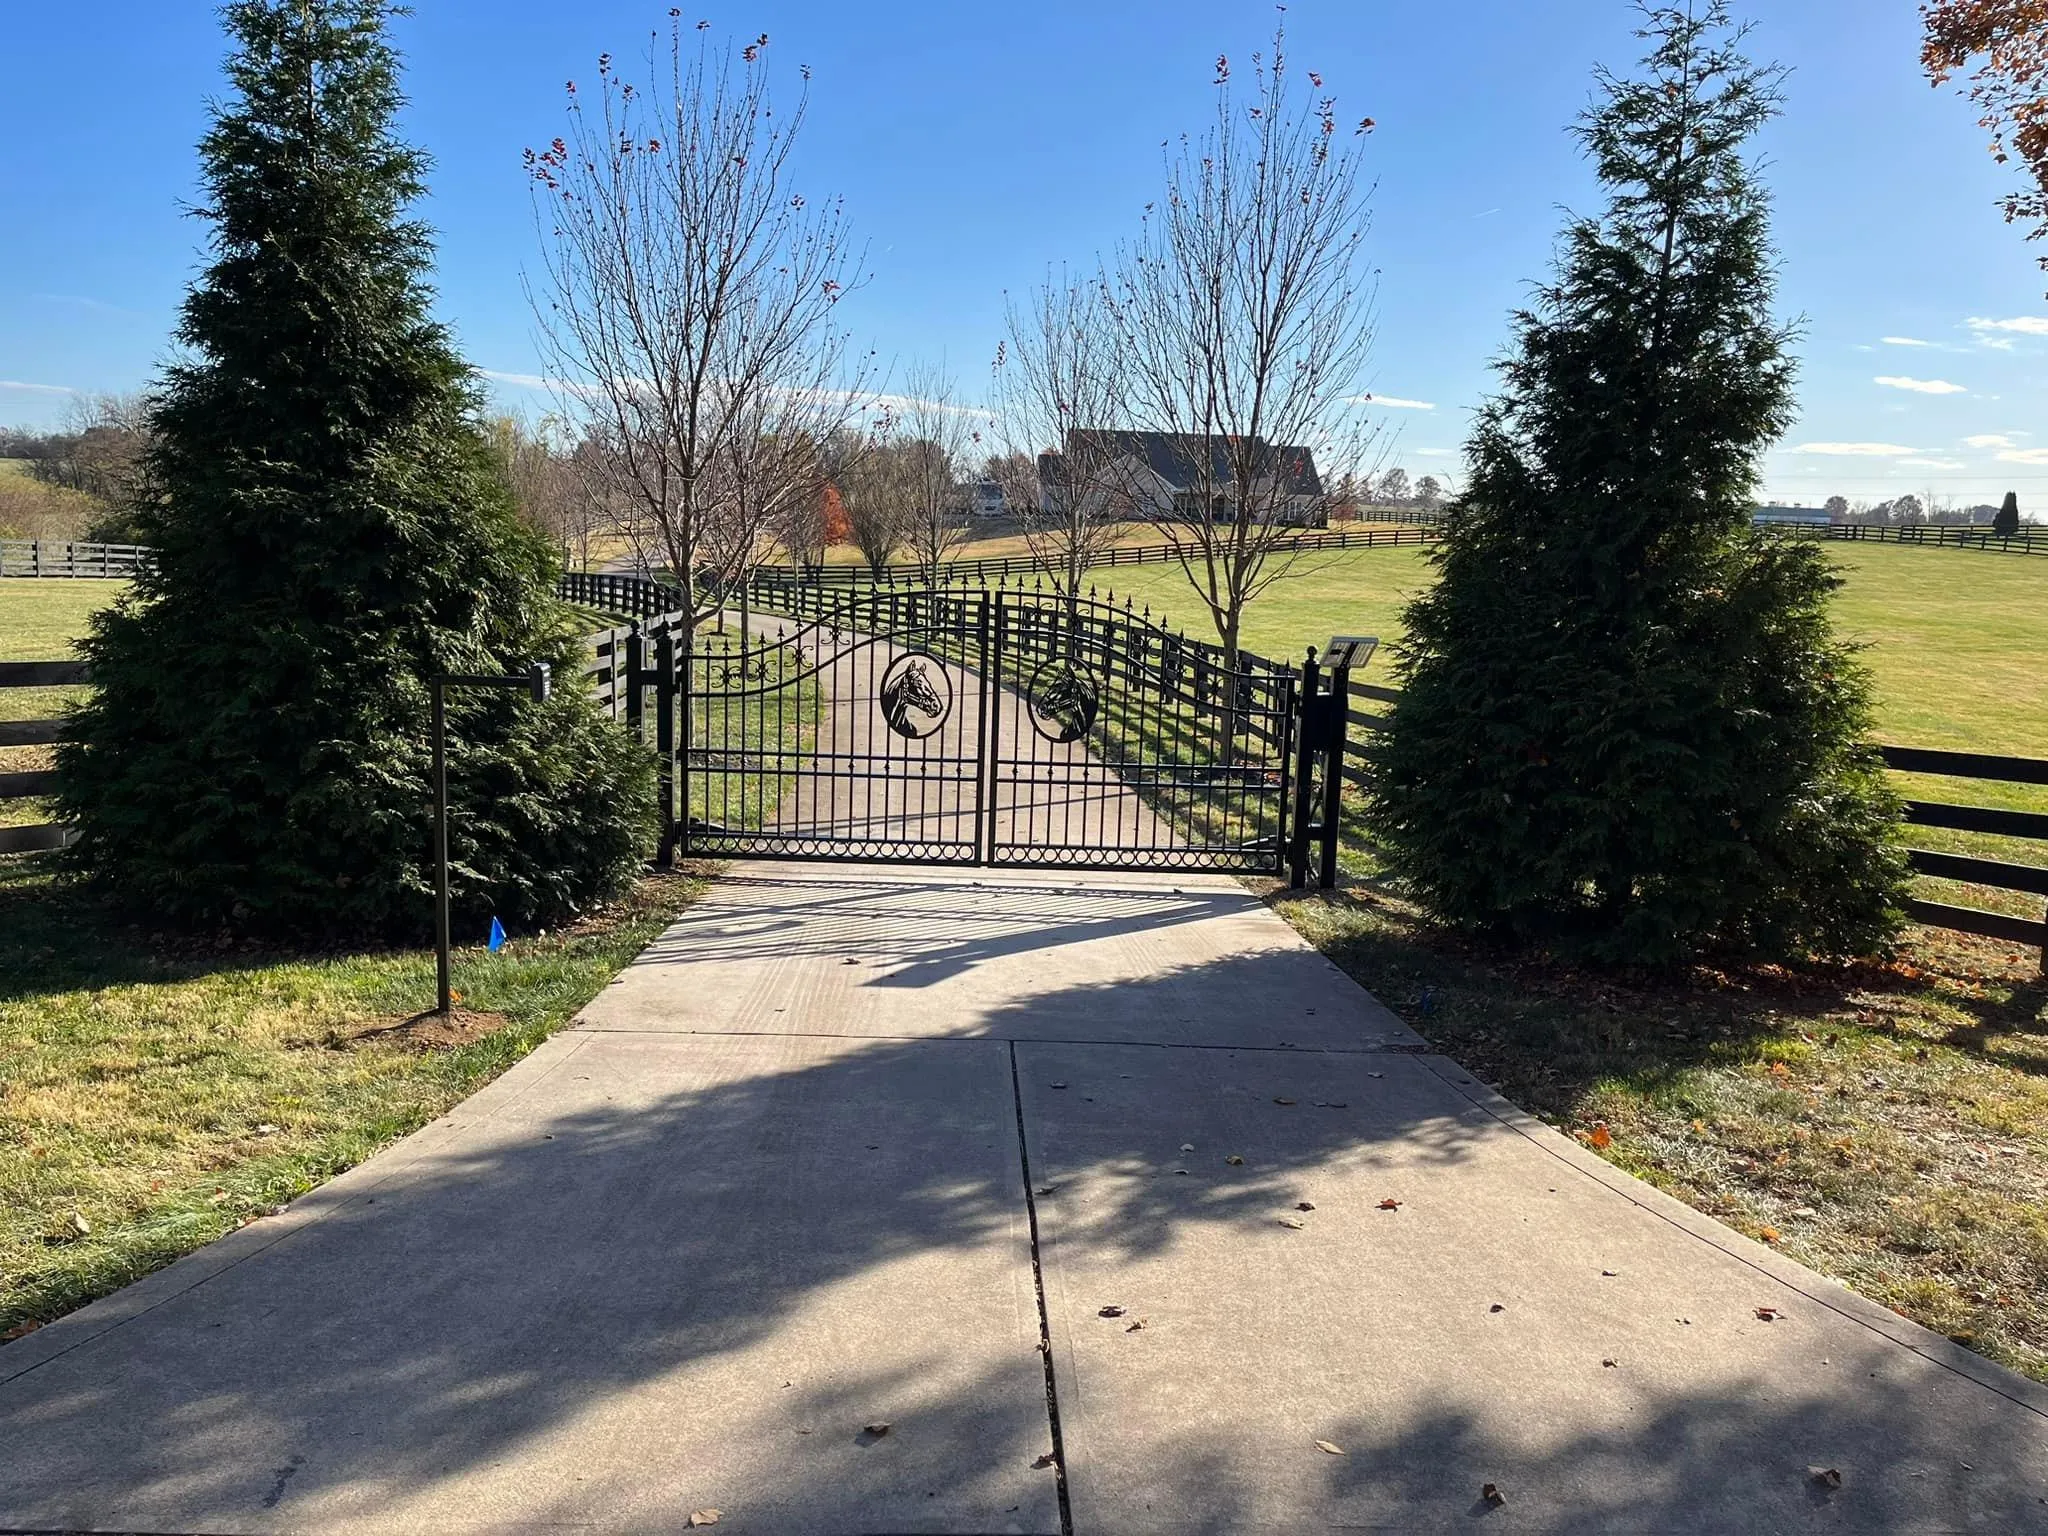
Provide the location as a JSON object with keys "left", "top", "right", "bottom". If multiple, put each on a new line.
{"left": 1331, "top": 683, "right": 2048, "bottom": 963}
{"left": 0, "top": 540, "right": 153, "bottom": 578}
{"left": 0, "top": 659, "right": 86, "bottom": 856}
{"left": 1760, "top": 522, "right": 2048, "bottom": 556}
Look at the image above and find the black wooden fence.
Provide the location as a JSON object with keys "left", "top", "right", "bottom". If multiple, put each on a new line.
{"left": 0, "top": 540, "right": 154, "bottom": 578}
{"left": 0, "top": 660, "right": 84, "bottom": 854}
{"left": 1336, "top": 681, "right": 2048, "bottom": 967}
{"left": 1763, "top": 522, "right": 2048, "bottom": 557}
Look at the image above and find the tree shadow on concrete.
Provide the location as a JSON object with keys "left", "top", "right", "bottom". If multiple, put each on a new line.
{"left": 1, "top": 930, "right": 2043, "bottom": 1533}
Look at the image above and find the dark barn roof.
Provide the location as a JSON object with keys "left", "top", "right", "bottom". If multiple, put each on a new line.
{"left": 1049, "top": 431, "right": 1323, "bottom": 499}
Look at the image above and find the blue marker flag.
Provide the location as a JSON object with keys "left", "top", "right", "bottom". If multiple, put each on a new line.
{"left": 487, "top": 916, "right": 507, "bottom": 954}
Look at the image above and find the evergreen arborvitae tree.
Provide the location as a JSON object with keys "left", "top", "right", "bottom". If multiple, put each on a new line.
{"left": 1994, "top": 491, "right": 2020, "bottom": 537}
{"left": 1364, "top": 2, "right": 1906, "bottom": 965}
{"left": 56, "top": 0, "right": 653, "bottom": 938}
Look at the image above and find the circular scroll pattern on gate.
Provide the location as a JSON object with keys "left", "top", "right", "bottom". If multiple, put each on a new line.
{"left": 1025, "top": 660, "right": 1103, "bottom": 744}
{"left": 877, "top": 652, "right": 953, "bottom": 740}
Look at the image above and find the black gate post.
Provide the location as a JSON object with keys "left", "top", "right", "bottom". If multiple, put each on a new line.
{"left": 1319, "top": 655, "right": 1350, "bottom": 890}
{"left": 654, "top": 620, "right": 678, "bottom": 866}
{"left": 1288, "top": 649, "right": 1322, "bottom": 889}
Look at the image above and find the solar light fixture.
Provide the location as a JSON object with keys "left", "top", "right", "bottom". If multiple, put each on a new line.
{"left": 429, "top": 663, "right": 552, "bottom": 1016}
{"left": 1321, "top": 636, "right": 1379, "bottom": 672}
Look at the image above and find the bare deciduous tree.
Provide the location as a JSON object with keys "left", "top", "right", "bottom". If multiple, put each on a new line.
{"left": 836, "top": 428, "right": 913, "bottom": 575}
{"left": 993, "top": 270, "right": 1135, "bottom": 597}
{"left": 1104, "top": 32, "right": 1378, "bottom": 699}
{"left": 526, "top": 19, "right": 869, "bottom": 629}
{"left": 890, "top": 364, "right": 978, "bottom": 584}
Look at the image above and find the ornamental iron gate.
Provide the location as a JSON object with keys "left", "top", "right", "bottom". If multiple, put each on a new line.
{"left": 673, "top": 585, "right": 1306, "bottom": 873}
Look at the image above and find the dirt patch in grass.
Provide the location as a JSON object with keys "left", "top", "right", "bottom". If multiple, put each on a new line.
{"left": 328, "top": 1007, "right": 513, "bottom": 1051}
{"left": 0, "top": 859, "right": 710, "bottom": 1343}
{"left": 1265, "top": 880, "right": 2048, "bottom": 1385}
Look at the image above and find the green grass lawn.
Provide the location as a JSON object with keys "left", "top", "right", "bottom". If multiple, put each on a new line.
{"left": 1084, "top": 541, "right": 2048, "bottom": 756}
{"left": 0, "top": 580, "right": 705, "bottom": 1344}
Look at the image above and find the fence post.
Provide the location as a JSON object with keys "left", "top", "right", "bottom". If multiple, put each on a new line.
{"left": 654, "top": 621, "right": 678, "bottom": 866}
{"left": 1319, "top": 658, "right": 1350, "bottom": 890}
{"left": 623, "top": 623, "right": 644, "bottom": 733}
{"left": 1288, "top": 650, "right": 1321, "bottom": 890}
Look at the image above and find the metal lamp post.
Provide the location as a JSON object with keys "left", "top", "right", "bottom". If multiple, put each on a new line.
{"left": 432, "top": 663, "right": 551, "bottom": 1016}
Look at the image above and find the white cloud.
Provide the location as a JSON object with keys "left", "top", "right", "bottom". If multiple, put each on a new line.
{"left": 1968, "top": 315, "right": 2048, "bottom": 336}
{"left": 1790, "top": 441, "right": 1918, "bottom": 456}
{"left": 1880, "top": 336, "right": 1934, "bottom": 347}
{"left": 1963, "top": 433, "right": 2018, "bottom": 449}
{"left": 1997, "top": 447, "right": 2048, "bottom": 466}
{"left": 1874, "top": 375, "right": 1966, "bottom": 395}
{"left": 0, "top": 380, "right": 74, "bottom": 395}
{"left": 480, "top": 368, "right": 550, "bottom": 389}
{"left": 1347, "top": 393, "right": 1436, "bottom": 410}
{"left": 1413, "top": 447, "right": 1457, "bottom": 457}
{"left": 1896, "top": 457, "right": 1967, "bottom": 469}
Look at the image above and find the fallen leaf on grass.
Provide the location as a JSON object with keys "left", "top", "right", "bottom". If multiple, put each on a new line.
{"left": 1809, "top": 1467, "right": 1842, "bottom": 1489}
{"left": 686, "top": 1511, "right": 721, "bottom": 1527}
{"left": 1758, "top": 1227, "right": 1781, "bottom": 1244}
{"left": 1278, "top": 1216, "right": 1306, "bottom": 1230}
{"left": 1588, "top": 1123, "right": 1613, "bottom": 1150}
{"left": 2, "top": 1321, "right": 41, "bottom": 1342}
{"left": 1481, "top": 1483, "right": 1506, "bottom": 1507}
{"left": 1099, "top": 1305, "right": 1126, "bottom": 1318}
{"left": 1377, "top": 1198, "right": 1402, "bottom": 1211}
{"left": 1314, "top": 1439, "right": 1345, "bottom": 1455}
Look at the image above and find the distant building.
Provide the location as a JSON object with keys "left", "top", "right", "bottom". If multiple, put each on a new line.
{"left": 1037, "top": 430, "right": 1326, "bottom": 527}
{"left": 1751, "top": 504, "right": 1831, "bottom": 527}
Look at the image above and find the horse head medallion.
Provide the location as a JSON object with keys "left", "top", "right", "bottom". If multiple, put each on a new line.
{"left": 877, "top": 653, "right": 950, "bottom": 740}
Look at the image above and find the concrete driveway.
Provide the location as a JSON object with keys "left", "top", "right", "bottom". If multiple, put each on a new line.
{"left": 2, "top": 865, "right": 2045, "bottom": 1534}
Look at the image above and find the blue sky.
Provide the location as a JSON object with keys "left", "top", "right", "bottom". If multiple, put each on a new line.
{"left": 4, "top": 0, "right": 2046, "bottom": 508}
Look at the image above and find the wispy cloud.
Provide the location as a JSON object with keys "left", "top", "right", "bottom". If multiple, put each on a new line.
{"left": 0, "top": 380, "right": 75, "bottom": 395}
{"left": 33, "top": 293, "right": 146, "bottom": 319}
{"left": 1874, "top": 375, "right": 1966, "bottom": 395}
{"left": 1896, "top": 457, "right": 1967, "bottom": 469}
{"left": 1968, "top": 315, "right": 2048, "bottom": 336}
{"left": 1790, "top": 441, "right": 1917, "bottom": 456}
{"left": 1412, "top": 447, "right": 1457, "bottom": 457}
{"left": 1880, "top": 336, "right": 1934, "bottom": 347}
{"left": 1963, "top": 432, "right": 2019, "bottom": 449}
{"left": 477, "top": 368, "right": 983, "bottom": 421}
{"left": 1347, "top": 393, "right": 1436, "bottom": 410}
{"left": 1997, "top": 447, "right": 2048, "bottom": 465}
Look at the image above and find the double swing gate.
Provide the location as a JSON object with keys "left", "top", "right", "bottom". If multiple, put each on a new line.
{"left": 594, "top": 580, "right": 1353, "bottom": 880}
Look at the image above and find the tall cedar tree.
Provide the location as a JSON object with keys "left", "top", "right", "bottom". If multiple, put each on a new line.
{"left": 56, "top": 0, "right": 653, "bottom": 938}
{"left": 1365, "top": 3, "right": 1906, "bottom": 965}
